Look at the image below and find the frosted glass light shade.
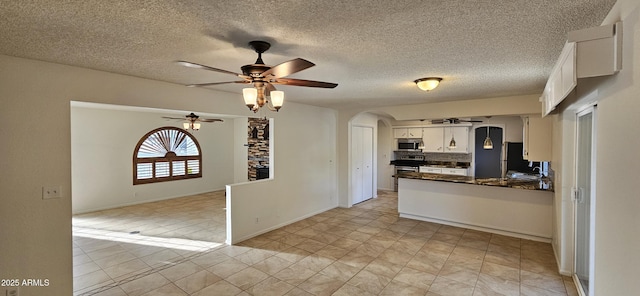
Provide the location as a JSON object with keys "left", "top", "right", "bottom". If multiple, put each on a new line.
{"left": 270, "top": 90, "right": 284, "bottom": 110}
{"left": 183, "top": 122, "right": 190, "bottom": 129}
{"left": 243, "top": 88, "right": 258, "bottom": 109}
{"left": 193, "top": 123, "right": 201, "bottom": 130}
{"left": 414, "top": 77, "right": 442, "bottom": 91}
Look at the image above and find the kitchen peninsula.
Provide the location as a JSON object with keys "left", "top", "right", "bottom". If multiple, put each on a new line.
{"left": 397, "top": 172, "right": 554, "bottom": 242}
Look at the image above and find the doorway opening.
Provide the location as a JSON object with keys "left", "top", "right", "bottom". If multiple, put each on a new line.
{"left": 474, "top": 126, "right": 503, "bottom": 178}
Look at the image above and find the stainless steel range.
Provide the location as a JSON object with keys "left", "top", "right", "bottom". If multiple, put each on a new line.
{"left": 393, "top": 154, "right": 424, "bottom": 191}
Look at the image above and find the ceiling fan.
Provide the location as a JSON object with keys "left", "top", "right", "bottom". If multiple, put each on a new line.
{"left": 162, "top": 112, "right": 223, "bottom": 130}
{"left": 176, "top": 40, "right": 338, "bottom": 111}
{"left": 431, "top": 118, "right": 483, "bottom": 124}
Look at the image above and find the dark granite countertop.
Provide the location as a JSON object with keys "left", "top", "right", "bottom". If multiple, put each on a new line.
{"left": 396, "top": 172, "right": 553, "bottom": 191}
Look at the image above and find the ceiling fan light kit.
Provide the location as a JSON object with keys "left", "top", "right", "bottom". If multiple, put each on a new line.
{"left": 179, "top": 40, "right": 337, "bottom": 113}
{"left": 414, "top": 77, "right": 442, "bottom": 91}
{"left": 162, "top": 112, "right": 223, "bottom": 131}
{"left": 184, "top": 122, "right": 201, "bottom": 130}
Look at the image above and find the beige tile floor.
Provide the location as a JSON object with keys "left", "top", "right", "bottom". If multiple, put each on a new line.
{"left": 73, "top": 190, "right": 578, "bottom": 296}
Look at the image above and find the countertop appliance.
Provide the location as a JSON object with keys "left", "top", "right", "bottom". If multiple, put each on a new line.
{"left": 397, "top": 138, "right": 421, "bottom": 151}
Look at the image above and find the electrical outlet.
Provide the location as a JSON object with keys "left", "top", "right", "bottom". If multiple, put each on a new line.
{"left": 42, "top": 185, "right": 62, "bottom": 199}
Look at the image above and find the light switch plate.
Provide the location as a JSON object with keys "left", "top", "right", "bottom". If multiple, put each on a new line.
{"left": 42, "top": 185, "right": 62, "bottom": 199}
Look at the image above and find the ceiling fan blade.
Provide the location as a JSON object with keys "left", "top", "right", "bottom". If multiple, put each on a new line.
{"left": 200, "top": 118, "right": 224, "bottom": 122}
{"left": 186, "top": 81, "right": 250, "bottom": 87}
{"left": 261, "top": 58, "right": 315, "bottom": 78}
{"left": 272, "top": 78, "right": 338, "bottom": 88}
{"left": 162, "top": 116, "right": 186, "bottom": 120}
{"left": 431, "top": 119, "right": 445, "bottom": 124}
{"left": 176, "top": 60, "right": 249, "bottom": 79}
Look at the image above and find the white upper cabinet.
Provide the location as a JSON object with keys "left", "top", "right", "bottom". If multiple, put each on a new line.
{"left": 393, "top": 128, "right": 408, "bottom": 138}
{"left": 394, "top": 126, "right": 470, "bottom": 153}
{"left": 444, "top": 126, "right": 470, "bottom": 153}
{"left": 542, "top": 22, "right": 622, "bottom": 116}
{"left": 407, "top": 128, "right": 423, "bottom": 139}
{"left": 422, "top": 127, "right": 444, "bottom": 152}
{"left": 394, "top": 128, "right": 422, "bottom": 138}
{"left": 523, "top": 116, "right": 552, "bottom": 161}
{"left": 541, "top": 42, "right": 576, "bottom": 116}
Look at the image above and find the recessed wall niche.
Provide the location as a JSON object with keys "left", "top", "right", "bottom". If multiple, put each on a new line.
{"left": 248, "top": 117, "right": 269, "bottom": 181}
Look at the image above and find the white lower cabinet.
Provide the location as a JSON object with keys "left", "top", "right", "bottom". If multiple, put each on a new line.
{"left": 419, "top": 166, "right": 442, "bottom": 174}
{"left": 441, "top": 168, "right": 468, "bottom": 176}
{"left": 419, "top": 166, "right": 468, "bottom": 176}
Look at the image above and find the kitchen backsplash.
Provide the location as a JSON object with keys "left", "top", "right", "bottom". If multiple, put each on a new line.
{"left": 422, "top": 152, "right": 472, "bottom": 162}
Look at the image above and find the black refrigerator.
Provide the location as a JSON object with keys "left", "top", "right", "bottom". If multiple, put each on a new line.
{"left": 505, "top": 142, "right": 537, "bottom": 173}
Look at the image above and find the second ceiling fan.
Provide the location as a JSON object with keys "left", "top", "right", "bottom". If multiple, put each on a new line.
{"left": 177, "top": 41, "right": 338, "bottom": 112}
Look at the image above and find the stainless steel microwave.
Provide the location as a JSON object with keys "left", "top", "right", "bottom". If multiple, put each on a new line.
{"left": 397, "top": 139, "right": 421, "bottom": 151}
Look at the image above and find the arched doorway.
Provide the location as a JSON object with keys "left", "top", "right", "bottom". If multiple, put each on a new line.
{"left": 474, "top": 126, "right": 503, "bottom": 178}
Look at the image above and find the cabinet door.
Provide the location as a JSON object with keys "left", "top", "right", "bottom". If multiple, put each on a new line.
{"left": 393, "top": 128, "right": 408, "bottom": 138}
{"left": 422, "top": 127, "right": 444, "bottom": 152}
{"left": 524, "top": 116, "right": 552, "bottom": 161}
{"left": 419, "top": 166, "right": 442, "bottom": 174}
{"left": 445, "top": 126, "right": 469, "bottom": 153}
{"left": 442, "top": 168, "right": 468, "bottom": 176}
{"left": 407, "top": 128, "right": 423, "bottom": 138}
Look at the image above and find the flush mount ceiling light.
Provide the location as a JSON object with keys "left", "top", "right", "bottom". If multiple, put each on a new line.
{"left": 414, "top": 77, "right": 442, "bottom": 91}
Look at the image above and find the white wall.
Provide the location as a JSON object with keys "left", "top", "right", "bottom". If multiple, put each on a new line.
{"left": 377, "top": 119, "right": 394, "bottom": 190}
{"left": 226, "top": 104, "right": 337, "bottom": 243}
{"left": 0, "top": 54, "right": 338, "bottom": 295}
{"left": 551, "top": 1, "right": 640, "bottom": 294}
{"left": 233, "top": 117, "right": 249, "bottom": 183}
{"left": 71, "top": 105, "right": 236, "bottom": 213}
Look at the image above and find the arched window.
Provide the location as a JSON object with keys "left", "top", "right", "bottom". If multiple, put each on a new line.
{"left": 133, "top": 127, "right": 202, "bottom": 185}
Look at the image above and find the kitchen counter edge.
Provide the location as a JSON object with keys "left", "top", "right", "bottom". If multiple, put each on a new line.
{"left": 396, "top": 172, "right": 553, "bottom": 192}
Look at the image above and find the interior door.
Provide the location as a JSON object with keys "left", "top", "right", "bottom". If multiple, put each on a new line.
{"left": 351, "top": 126, "right": 364, "bottom": 204}
{"left": 574, "top": 107, "right": 596, "bottom": 296}
{"left": 361, "top": 127, "right": 374, "bottom": 202}
{"left": 352, "top": 126, "right": 374, "bottom": 205}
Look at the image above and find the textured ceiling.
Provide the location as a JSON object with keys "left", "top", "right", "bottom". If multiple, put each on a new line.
{"left": 0, "top": 0, "right": 616, "bottom": 109}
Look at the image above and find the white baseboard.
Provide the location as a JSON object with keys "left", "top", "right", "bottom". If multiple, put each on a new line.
{"left": 400, "top": 213, "right": 552, "bottom": 243}
{"left": 72, "top": 188, "right": 226, "bottom": 214}
{"left": 230, "top": 205, "right": 339, "bottom": 244}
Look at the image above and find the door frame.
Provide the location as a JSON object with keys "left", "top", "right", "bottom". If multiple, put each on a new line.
{"left": 573, "top": 105, "right": 597, "bottom": 296}
{"left": 471, "top": 124, "right": 506, "bottom": 178}
{"left": 350, "top": 124, "right": 376, "bottom": 207}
